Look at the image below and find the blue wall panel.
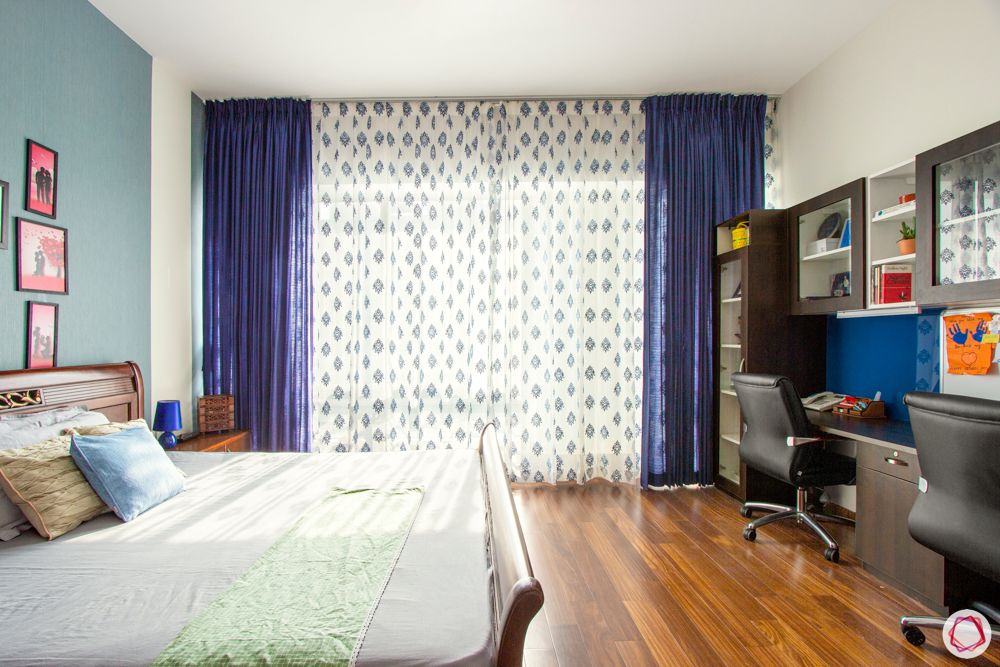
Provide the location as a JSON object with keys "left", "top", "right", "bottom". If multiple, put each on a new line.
{"left": 826, "top": 313, "right": 942, "bottom": 421}
{"left": 0, "top": 1, "right": 151, "bottom": 407}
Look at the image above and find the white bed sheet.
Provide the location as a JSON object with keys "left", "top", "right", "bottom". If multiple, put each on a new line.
{"left": 0, "top": 450, "right": 494, "bottom": 666}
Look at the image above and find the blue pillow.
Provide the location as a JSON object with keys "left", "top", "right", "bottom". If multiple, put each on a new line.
{"left": 70, "top": 427, "right": 185, "bottom": 522}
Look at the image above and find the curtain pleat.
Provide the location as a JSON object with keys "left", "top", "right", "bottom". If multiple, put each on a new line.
{"left": 642, "top": 94, "right": 766, "bottom": 488}
{"left": 203, "top": 98, "right": 314, "bottom": 452}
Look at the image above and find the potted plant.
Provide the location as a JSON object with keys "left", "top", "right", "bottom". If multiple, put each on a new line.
{"left": 898, "top": 220, "right": 916, "bottom": 255}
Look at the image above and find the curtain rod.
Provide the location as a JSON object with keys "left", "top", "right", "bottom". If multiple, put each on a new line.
{"left": 312, "top": 94, "right": 780, "bottom": 103}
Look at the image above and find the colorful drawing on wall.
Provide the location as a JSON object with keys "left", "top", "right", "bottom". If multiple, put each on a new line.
{"left": 944, "top": 313, "right": 998, "bottom": 376}
{"left": 25, "top": 140, "right": 58, "bottom": 219}
{"left": 17, "top": 218, "right": 68, "bottom": 294}
{"left": 0, "top": 179, "right": 9, "bottom": 250}
{"left": 25, "top": 301, "right": 58, "bottom": 369}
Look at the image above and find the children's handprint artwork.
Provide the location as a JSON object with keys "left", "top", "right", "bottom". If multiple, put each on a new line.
{"left": 944, "top": 313, "right": 998, "bottom": 376}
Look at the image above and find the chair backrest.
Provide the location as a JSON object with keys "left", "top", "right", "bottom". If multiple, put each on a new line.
{"left": 732, "top": 373, "right": 814, "bottom": 485}
{"left": 905, "top": 391, "right": 1000, "bottom": 581}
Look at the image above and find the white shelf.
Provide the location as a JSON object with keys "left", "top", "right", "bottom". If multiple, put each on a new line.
{"left": 871, "top": 201, "right": 916, "bottom": 223}
{"left": 871, "top": 253, "right": 916, "bottom": 266}
{"left": 721, "top": 297, "right": 742, "bottom": 304}
{"left": 720, "top": 433, "right": 741, "bottom": 445}
{"left": 940, "top": 210, "right": 999, "bottom": 229}
{"left": 868, "top": 301, "right": 918, "bottom": 310}
{"left": 720, "top": 343, "right": 742, "bottom": 349}
{"left": 720, "top": 389, "right": 737, "bottom": 397}
{"left": 801, "top": 246, "right": 851, "bottom": 262}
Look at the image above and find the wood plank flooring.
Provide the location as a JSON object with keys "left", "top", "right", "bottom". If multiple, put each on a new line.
{"left": 514, "top": 484, "right": 999, "bottom": 666}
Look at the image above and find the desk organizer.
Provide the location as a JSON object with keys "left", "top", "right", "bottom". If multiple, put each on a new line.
{"left": 833, "top": 398, "right": 886, "bottom": 419}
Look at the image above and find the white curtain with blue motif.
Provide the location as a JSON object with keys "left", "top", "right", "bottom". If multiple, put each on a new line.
{"left": 311, "top": 100, "right": 644, "bottom": 484}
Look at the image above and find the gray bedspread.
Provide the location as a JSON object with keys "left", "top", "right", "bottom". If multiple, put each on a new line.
{"left": 0, "top": 450, "right": 494, "bottom": 666}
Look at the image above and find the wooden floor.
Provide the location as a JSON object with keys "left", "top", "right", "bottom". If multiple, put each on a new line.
{"left": 513, "top": 484, "right": 999, "bottom": 666}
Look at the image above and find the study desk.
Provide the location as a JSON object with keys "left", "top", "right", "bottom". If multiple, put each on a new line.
{"left": 807, "top": 410, "right": 944, "bottom": 611}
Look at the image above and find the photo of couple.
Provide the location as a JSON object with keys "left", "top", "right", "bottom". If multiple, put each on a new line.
{"left": 26, "top": 140, "right": 58, "bottom": 218}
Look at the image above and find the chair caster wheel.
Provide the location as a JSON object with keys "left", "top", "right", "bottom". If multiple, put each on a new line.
{"left": 743, "top": 527, "right": 756, "bottom": 542}
{"left": 824, "top": 547, "right": 840, "bottom": 563}
{"left": 739, "top": 506, "right": 753, "bottom": 518}
{"left": 902, "top": 627, "right": 925, "bottom": 647}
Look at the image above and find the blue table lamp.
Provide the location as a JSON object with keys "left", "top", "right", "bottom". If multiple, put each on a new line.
{"left": 153, "top": 400, "right": 182, "bottom": 448}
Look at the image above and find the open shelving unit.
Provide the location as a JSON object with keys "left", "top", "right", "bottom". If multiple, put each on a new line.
{"left": 866, "top": 160, "right": 919, "bottom": 313}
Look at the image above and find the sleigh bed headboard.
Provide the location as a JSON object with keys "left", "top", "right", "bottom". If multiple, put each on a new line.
{"left": 0, "top": 362, "right": 144, "bottom": 423}
{"left": 479, "top": 422, "right": 544, "bottom": 667}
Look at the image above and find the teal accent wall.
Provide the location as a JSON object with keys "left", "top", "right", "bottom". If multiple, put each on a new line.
{"left": 0, "top": 1, "right": 151, "bottom": 406}
{"left": 190, "top": 93, "right": 205, "bottom": 428}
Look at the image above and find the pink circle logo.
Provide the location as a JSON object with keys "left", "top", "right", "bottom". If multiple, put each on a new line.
{"left": 943, "top": 609, "right": 992, "bottom": 659}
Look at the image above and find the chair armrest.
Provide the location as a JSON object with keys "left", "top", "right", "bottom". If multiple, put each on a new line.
{"left": 787, "top": 436, "right": 823, "bottom": 447}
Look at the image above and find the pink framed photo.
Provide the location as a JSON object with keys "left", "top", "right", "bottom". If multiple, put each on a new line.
{"left": 26, "top": 302, "right": 58, "bottom": 369}
{"left": 17, "top": 218, "right": 68, "bottom": 294}
{"left": 25, "top": 139, "right": 58, "bottom": 219}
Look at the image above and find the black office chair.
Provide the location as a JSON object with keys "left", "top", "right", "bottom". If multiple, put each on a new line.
{"left": 900, "top": 392, "right": 1000, "bottom": 647}
{"left": 732, "top": 373, "right": 856, "bottom": 562}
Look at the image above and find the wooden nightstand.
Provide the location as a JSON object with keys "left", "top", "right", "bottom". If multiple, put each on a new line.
{"left": 171, "top": 430, "right": 251, "bottom": 453}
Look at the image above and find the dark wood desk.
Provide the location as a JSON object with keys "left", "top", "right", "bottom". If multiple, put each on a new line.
{"left": 808, "top": 410, "right": 914, "bottom": 449}
{"left": 807, "top": 410, "right": 944, "bottom": 612}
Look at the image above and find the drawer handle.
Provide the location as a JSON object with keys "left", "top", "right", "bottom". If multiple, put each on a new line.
{"left": 884, "top": 457, "right": 908, "bottom": 467}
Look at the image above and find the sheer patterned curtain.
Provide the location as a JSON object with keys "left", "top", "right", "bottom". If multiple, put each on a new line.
{"left": 311, "top": 100, "right": 644, "bottom": 484}
{"left": 764, "top": 98, "right": 782, "bottom": 209}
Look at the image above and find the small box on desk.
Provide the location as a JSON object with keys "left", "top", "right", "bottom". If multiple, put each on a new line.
{"left": 833, "top": 396, "right": 886, "bottom": 419}
{"left": 198, "top": 394, "right": 235, "bottom": 433}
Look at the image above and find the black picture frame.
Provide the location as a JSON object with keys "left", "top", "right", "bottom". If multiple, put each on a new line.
{"left": 25, "top": 139, "right": 58, "bottom": 219}
{"left": 16, "top": 217, "right": 68, "bottom": 294}
{"left": 0, "top": 179, "right": 9, "bottom": 250}
{"left": 26, "top": 301, "right": 58, "bottom": 369}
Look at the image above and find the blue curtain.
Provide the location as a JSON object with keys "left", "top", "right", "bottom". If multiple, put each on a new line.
{"left": 642, "top": 94, "right": 766, "bottom": 487}
{"left": 203, "top": 98, "right": 313, "bottom": 452}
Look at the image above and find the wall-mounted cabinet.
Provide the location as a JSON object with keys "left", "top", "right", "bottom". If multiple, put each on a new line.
{"left": 916, "top": 119, "right": 1000, "bottom": 306}
{"left": 789, "top": 179, "right": 866, "bottom": 315}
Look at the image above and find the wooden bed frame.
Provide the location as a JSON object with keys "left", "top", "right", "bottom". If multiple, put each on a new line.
{"left": 0, "top": 362, "right": 542, "bottom": 667}
{"left": 0, "top": 361, "right": 144, "bottom": 422}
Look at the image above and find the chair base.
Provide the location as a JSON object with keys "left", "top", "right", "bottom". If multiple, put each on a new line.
{"left": 741, "top": 489, "right": 855, "bottom": 563}
{"left": 901, "top": 601, "right": 1000, "bottom": 648}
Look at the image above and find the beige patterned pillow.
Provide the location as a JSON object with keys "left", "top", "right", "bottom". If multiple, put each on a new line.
{"left": 64, "top": 419, "right": 149, "bottom": 437}
{"left": 0, "top": 436, "right": 109, "bottom": 540}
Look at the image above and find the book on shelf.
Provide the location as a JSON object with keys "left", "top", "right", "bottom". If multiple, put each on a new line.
{"left": 873, "top": 201, "right": 916, "bottom": 221}
{"left": 871, "top": 263, "right": 912, "bottom": 304}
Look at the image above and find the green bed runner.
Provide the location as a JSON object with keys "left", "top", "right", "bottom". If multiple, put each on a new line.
{"left": 153, "top": 487, "right": 424, "bottom": 667}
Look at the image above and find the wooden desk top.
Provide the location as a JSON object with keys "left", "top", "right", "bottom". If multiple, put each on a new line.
{"left": 808, "top": 410, "right": 915, "bottom": 450}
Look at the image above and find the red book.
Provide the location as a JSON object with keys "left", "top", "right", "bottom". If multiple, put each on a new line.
{"left": 880, "top": 264, "right": 912, "bottom": 304}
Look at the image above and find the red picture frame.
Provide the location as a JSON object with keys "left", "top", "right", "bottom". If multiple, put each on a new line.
{"left": 25, "top": 139, "right": 58, "bottom": 219}
{"left": 26, "top": 301, "right": 58, "bottom": 370}
{"left": 17, "top": 218, "right": 68, "bottom": 294}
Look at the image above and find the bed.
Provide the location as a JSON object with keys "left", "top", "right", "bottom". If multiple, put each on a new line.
{"left": 0, "top": 362, "right": 542, "bottom": 667}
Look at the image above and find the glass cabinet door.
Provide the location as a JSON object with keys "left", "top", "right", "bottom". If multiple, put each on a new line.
{"left": 789, "top": 178, "right": 866, "bottom": 315}
{"left": 716, "top": 254, "right": 743, "bottom": 489}
{"left": 917, "top": 121, "right": 1000, "bottom": 305}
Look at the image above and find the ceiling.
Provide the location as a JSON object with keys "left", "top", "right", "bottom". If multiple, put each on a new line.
{"left": 90, "top": 0, "right": 894, "bottom": 101}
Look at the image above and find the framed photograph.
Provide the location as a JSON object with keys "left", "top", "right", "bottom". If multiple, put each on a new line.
{"left": 830, "top": 271, "right": 851, "bottom": 298}
{"left": 25, "top": 140, "right": 58, "bottom": 219}
{"left": 25, "top": 302, "right": 58, "bottom": 369}
{"left": 17, "top": 218, "right": 68, "bottom": 294}
{"left": 0, "top": 179, "right": 8, "bottom": 250}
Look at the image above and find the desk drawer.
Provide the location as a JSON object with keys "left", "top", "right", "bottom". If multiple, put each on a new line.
{"left": 857, "top": 443, "right": 920, "bottom": 484}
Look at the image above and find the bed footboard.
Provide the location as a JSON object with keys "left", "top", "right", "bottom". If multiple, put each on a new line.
{"left": 479, "top": 423, "right": 544, "bottom": 667}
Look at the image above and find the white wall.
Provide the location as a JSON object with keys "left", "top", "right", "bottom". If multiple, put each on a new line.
{"left": 150, "top": 59, "right": 194, "bottom": 432}
{"left": 779, "top": 0, "right": 1000, "bottom": 512}
{"left": 781, "top": 0, "right": 1000, "bottom": 205}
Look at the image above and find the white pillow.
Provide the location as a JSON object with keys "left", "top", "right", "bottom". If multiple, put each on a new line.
{"left": 0, "top": 405, "right": 88, "bottom": 429}
{"left": 0, "top": 410, "right": 110, "bottom": 541}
